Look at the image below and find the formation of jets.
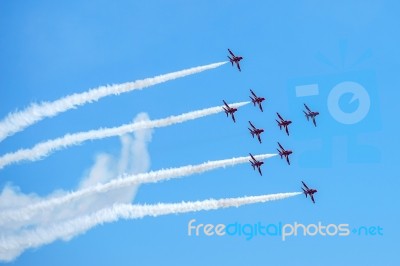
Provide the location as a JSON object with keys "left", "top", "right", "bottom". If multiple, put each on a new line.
{"left": 223, "top": 49, "right": 319, "bottom": 204}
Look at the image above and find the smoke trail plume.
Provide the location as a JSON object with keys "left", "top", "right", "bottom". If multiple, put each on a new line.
{"left": 0, "top": 101, "right": 248, "bottom": 170}
{"left": 0, "top": 61, "right": 227, "bottom": 142}
{"left": 0, "top": 192, "right": 301, "bottom": 262}
{"left": 0, "top": 153, "right": 275, "bottom": 226}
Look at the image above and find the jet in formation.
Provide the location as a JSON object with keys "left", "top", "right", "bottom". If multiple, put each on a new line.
{"left": 249, "top": 89, "right": 265, "bottom": 112}
{"left": 303, "top": 103, "right": 320, "bottom": 127}
{"left": 301, "top": 181, "right": 318, "bottom": 204}
{"left": 277, "top": 142, "right": 292, "bottom": 165}
{"left": 227, "top": 48, "right": 243, "bottom": 72}
{"left": 248, "top": 121, "right": 264, "bottom": 143}
{"left": 276, "top": 113, "right": 292, "bottom": 136}
{"left": 249, "top": 153, "right": 264, "bottom": 176}
{"left": 223, "top": 100, "right": 238, "bottom": 123}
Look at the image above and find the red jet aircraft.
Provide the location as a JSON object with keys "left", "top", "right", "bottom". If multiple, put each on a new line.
{"left": 249, "top": 153, "right": 264, "bottom": 176}
{"left": 301, "top": 181, "right": 318, "bottom": 204}
{"left": 248, "top": 121, "right": 264, "bottom": 143}
{"left": 276, "top": 113, "right": 292, "bottom": 136}
{"left": 227, "top": 49, "right": 243, "bottom": 71}
{"left": 277, "top": 142, "right": 293, "bottom": 165}
{"left": 303, "top": 103, "right": 320, "bottom": 127}
{"left": 222, "top": 100, "right": 238, "bottom": 123}
{"left": 249, "top": 89, "right": 265, "bottom": 112}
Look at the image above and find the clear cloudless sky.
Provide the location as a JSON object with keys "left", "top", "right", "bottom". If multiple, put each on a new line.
{"left": 0, "top": 1, "right": 399, "bottom": 265}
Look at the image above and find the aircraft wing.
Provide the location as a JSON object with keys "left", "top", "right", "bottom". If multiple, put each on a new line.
{"left": 250, "top": 89, "right": 257, "bottom": 97}
{"left": 228, "top": 48, "right": 235, "bottom": 56}
{"left": 259, "top": 103, "right": 263, "bottom": 112}
{"left": 277, "top": 112, "right": 284, "bottom": 121}
{"left": 231, "top": 113, "right": 236, "bottom": 123}
{"left": 223, "top": 100, "right": 230, "bottom": 108}
{"left": 249, "top": 121, "right": 255, "bottom": 129}
{"left": 258, "top": 167, "right": 262, "bottom": 176}
{"left": 257, "top": 135, "right": 262, "bottom": 143}
{"left": 237, "top": 62, "right": 241, "bottom": 71}
{"left": 302, "top": 181, "right": 310, "bottom": 190}
{"left": 285, "top": 126, "right": 290, "bottom": 136}
{"left": 249, "top": 153, "right": 256, "bottom": 161}
{"left": 304, "top": 103, "right": 311, "bottom": 112}
{"left": 286, "top": 156, "right": 291, "bottom": 165}
{"left": 278, "top": 142, "right": 284, "bottom": 150}
{"left": 312, "top": 118, "right": 317, "bottom": 127}
{"left": 311, "top": 195, "right": 315, "bottom": 204}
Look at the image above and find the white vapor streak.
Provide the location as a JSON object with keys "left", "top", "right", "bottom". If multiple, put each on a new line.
{"left": 0, "top": 153, "right": 275, "bottom": 225}
{"left": 0, "top": 101, "right": 248, "bottom": 169}
{"left": 0, "top": 61, "right": 227, "bottom": 142}
{"left": 0, "top": 192, "right": 301, "bottom": 261}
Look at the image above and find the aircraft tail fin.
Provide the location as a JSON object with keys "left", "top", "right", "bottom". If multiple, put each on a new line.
{"left": 222, "top": 107, "right": 229, "bottom": 116}
{"left": 302, "top": 187, "right": 307, "bottom": 197}
{"left": 249, "top": 161, "right": 255, "bottom": 170}
{"left": 276, "top": 120, "right": 282, "bottom": 129}
{"left": 303, "top": 111, "right": 309, "bottom": 120}
{"left": 248, "top": 129, "right": 255, "bottom": 138}
{"left": 227, "top": 56, "right": 233, "bottom": 65}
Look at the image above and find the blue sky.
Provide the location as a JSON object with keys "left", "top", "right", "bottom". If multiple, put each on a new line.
{"left": 0, "top": 1, "right": 398, "bottom": 265}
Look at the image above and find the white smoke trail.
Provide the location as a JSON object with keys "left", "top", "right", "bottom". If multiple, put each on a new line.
{"left": 0, "top": 101, "right": 248, "bottom": 170}
{"left": 0, "top": 153, "right": 275, "bottom": 226}
{"left": 0, "top": 192, "right": 301, "bottom": 262}
{"left": 0, "top": 61, "right": 227, "bottom": 142}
